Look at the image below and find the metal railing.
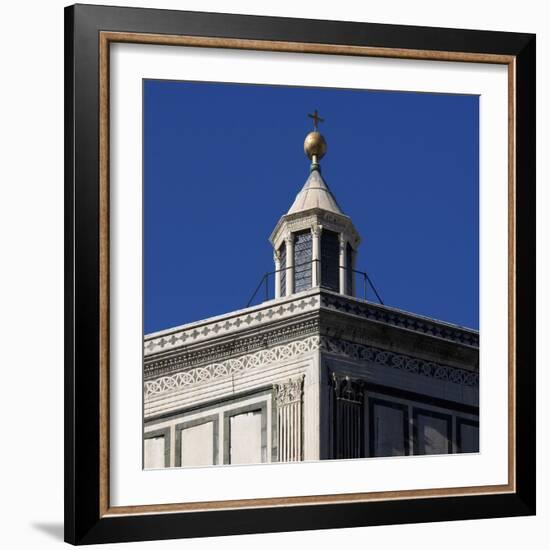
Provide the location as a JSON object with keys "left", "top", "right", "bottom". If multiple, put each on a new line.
{"left": 246, "top": 259, "right": 383, "bottom": 308}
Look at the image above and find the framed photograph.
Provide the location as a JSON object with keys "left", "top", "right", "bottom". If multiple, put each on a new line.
{"left": 64, "top": 3, "right": 536, "bottom": 545}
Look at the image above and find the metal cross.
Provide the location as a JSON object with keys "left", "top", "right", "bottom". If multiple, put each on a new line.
{"left": 308, "top": 109, "right": 324, "bottom": 130}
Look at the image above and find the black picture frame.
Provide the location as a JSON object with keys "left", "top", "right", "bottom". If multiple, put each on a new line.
{"left": 65, "top": 3, "right": 535, "bottom": 545}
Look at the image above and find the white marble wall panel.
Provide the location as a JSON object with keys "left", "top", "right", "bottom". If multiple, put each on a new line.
{"left": 145, "top": 394, "right": 271, "bottom": 468}
{"left": 181, "top": 422, "right": 214, "bottom": 467}
{"left": 144, "top": 436, "right": 165, "bottom": 469}
{"left": 229, "top": 411, "right": 262, "bottom": 465}
{"left": 145, "top": 354, "right": 321, "bottom": 463}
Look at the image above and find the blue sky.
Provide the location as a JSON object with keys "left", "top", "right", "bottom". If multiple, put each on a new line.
{"left": 144, "top": 80, "right": 479, "bottom": 334}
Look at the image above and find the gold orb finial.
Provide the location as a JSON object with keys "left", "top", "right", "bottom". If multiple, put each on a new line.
{"left": 304, "top": 131, "right": 327, "bottom": 160}
{"left": 304, "top": 109, "right": 327, "bottom": 161}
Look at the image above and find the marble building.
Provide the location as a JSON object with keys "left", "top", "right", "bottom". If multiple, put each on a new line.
{"left": 143, "top": 116, "right": 479, "bottom": 469}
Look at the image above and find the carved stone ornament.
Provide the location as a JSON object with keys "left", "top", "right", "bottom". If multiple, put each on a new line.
{"left": 339, "top": 233, "right": 346, "bottom": 250}
{"left": 145, "top": 337, "right": 319, "bottom": 401}
{"left": 274, "top": 375, "right": 305, "bottom": 406}
{"left": 311, "top": 223, "right": 323, "bottom": 237}
{"left": 322, "top": 337, "right": 478, "bottom": 387}
{"left": 320, "top": 293, "right": 479, "bottom": 348}
{"left": 145, "top": 332, "right": 478, "bottom": 402}
{"left": 331, "top": 373, "right": 365, "bottom": 404}
{"left": 144, "top": 293, "right": 321, "bottom": 356}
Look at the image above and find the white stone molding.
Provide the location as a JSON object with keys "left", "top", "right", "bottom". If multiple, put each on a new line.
{"left": 319, "top": 292, "right": 479, "bottom": 348}
{"left": 144, "top": 336, "right": 320, "bottom": 401}
{"left": 145, "top": 317, "right": 320, "bottom": 379}
{"left": 145, "top": 293, "right": 477, "bottom": 361}
{"left": 144, "top": 293, "right": 321, "bottom": 356}
{"left": 274, "top": 375, "right": 305, "bottom": 462}
{"left": 144, "top": 331, "right": 477, "bottom": 406}
{"left": 270, "top": 209, "right": 360, "bottom": 253}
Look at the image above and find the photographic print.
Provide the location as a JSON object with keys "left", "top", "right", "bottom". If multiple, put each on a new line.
{"left": 65, "top": 5, "right": 535, "bottom": 543}
{"left": 142, "top": 80, "right": 479, "bottom": 468}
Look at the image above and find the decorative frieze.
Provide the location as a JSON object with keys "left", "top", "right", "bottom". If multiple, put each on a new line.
{"left": 275, "top": 375, "right": 304, "bottom": 462}
{"left": 144, "top": 289, "right": 477, "bottom": 368}
{"left": 321, "top": 337, "right": 479, "bottom": 387}
{"left": 144, "top": 293, "right": 320, "bottom": 356}
{"left": 270, "top": 210, "right": 360, "bottom": 251}
{"left": 145, "top": 317, "right": 320, "bottom": 379}
{"left": 144, "top": 333, "right": 478, "bottom": 402}
{"left": 144, "top": 336, "right": 320, "bottom": 400}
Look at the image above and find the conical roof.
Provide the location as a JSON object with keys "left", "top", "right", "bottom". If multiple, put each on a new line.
{"left": 286, "top": 168, "right": 343, "bottom": 215}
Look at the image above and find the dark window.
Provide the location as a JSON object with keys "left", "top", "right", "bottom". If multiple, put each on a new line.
{"left": 456, "top": 418, "right": 479, "bottom": 453}
{"left": 279, "top": 243, "right": 286, "bottom": 297}
{"left": 321, "top": 230, "right": 339, "bottom": 291}
{"left": 346, "top": 242, "right": 354, "bottom": 296}
{"left": 368, "top": 398, "right": 409, "bottom": 457}
{"left": 413, "top": 408, "right": 452, "bottom": 455}
{"left": 293, "top": 231, "right": 312, "bottom": 292}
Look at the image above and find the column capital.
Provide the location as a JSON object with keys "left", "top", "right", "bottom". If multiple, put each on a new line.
{"left": 330, "top": 373, "right": 364, "bottom": 403}
{"left": 274, "top": 375, "right": 305, "bottom": 406}
{"left": 311, "top": 223, "right": 323, "bottom": 237}
{"left": 339, "top": 232, "right": 347, "bottom": 250}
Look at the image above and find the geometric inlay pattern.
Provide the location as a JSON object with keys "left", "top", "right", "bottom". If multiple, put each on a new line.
{"left": 144, "top": 336, "right": 321, "bottom": 400}
{"left": 321, "top": 337, "right": 479, "bottom": 387}
{"left": 144, "top": 334, "right": 478, "bottom": 402}
{"left": 144, "top": 318, "right": 320, "bottom": 380}
{"left": 144, "top": 294, "right": 320, "bottom": 356}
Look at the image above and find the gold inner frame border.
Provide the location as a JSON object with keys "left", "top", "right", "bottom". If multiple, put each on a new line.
{"left": 98, "top": 31, "right": 516, "bottom": 518}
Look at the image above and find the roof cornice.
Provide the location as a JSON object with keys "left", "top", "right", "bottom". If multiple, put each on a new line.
{"left": 144, "top": 289, "right": 479, "bottom": 376}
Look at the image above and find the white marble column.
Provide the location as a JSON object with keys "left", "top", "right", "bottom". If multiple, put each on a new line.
{"left": 311, "top": 224, "right": 322, "bottom": 287}
{"left": 285, "top": 234, "right": 294, "bottom": 295}
{"left": 275, "top": 375, "right": 304, "bottom": 462}
{"left": 273, "top": 250, "right": 282, "bottom": 299}
{"left": 339, "top": 233, "right": 347, "bottom": 295}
